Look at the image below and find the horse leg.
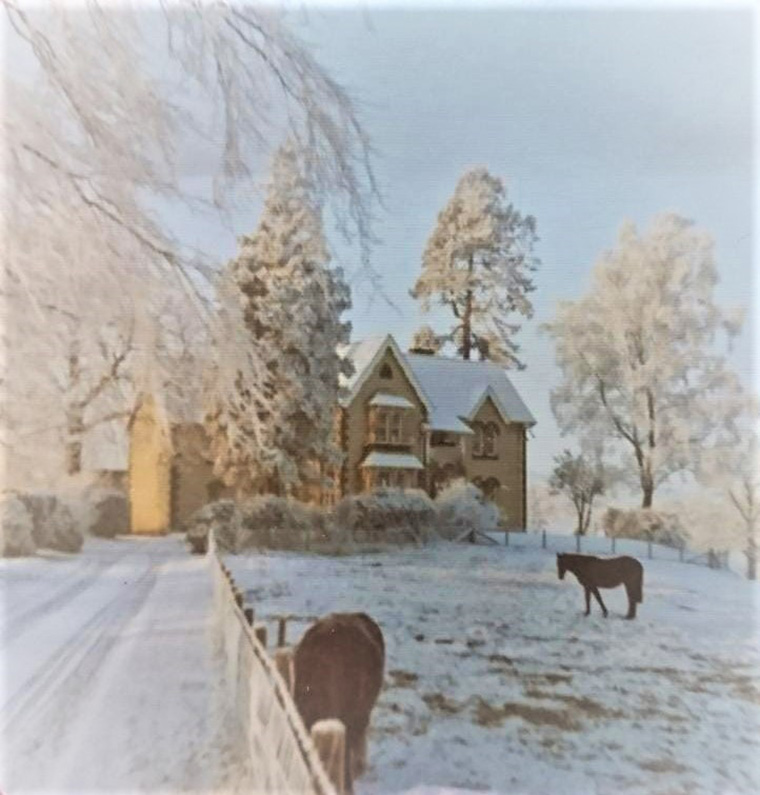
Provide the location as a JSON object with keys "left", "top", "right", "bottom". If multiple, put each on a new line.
{"left": 624, "top": 584, "right": 637, "bottom": 619}
{"left": 583, "top": 586, "right": 591, "bottom": 616}
{"left": 591, "top": 587, "right": 608, "bottom": 618}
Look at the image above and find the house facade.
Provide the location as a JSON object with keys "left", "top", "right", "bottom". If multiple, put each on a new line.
{"left": 334, "top": 335, "right": 535, "bottom": 529}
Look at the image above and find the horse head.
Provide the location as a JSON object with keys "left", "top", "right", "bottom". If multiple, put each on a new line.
{"left": 556, "top": 553, "right": 566, "bottom": 580}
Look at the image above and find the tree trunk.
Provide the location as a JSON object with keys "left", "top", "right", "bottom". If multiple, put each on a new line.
{"left": 641, "top": 478, "right": 654, "bottom": 509}
{"left": 747, "top": 532, "right": 757, "bottom": 580}
{"left": 461, "top": 255, "right": 474, "bottom": 360}
{"left": 65, "top": 433, "right": 83, "bottom": 475}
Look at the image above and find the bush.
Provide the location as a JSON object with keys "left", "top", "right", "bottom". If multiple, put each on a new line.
{"left": 435, "top": 480, "right": 500, "bottom": 540}
{"left": 88, "top": 490, "right": 129, "bottom": 538}
{"left": 602, "top": 507, "right": 688, "bottom": 549}
{"left": 334, "top": 489, "right": 437, "bottom": 546}
{"left": 14, "top": 492, "right": 83, "bottom": 553}
{"left": 238, "top": 496, "right": 329, "bottom": 551}
{"left": 185, "top": 499, "right": 241, "bottom": 553}
{"left": 0, "top": 495, "right": 36, "bottom": 557}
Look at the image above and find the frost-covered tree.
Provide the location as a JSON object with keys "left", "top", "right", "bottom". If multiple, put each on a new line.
{"left": 207, "top": 143, "right": 352, "bottom": 496}
{"left": 699, "top": 426, "right": 760, "bottom": 580}
{"left": 409, "top": 325, "right": 443, "bottom": 355}
{"left": 549, "top": 449, "right": 606, "bottom": 536}
{"left": 411, "top": 167, "right": 538, "bottom": 366}
{"left": 545, "top": 214, "right": 747, "bottom": 508}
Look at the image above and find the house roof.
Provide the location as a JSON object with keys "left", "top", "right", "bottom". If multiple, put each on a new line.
{"left": 360, "top": 451, "right": 424, "bottom": 470}
{"left": 340, "top": 336, "right": 536, "bottom": 432}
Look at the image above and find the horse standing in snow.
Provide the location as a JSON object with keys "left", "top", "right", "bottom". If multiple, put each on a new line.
{"left": 557, "top": 553, "right": 644, "bottom": 619}
{"left": 293, "top": 612, "right": 385, "bottom": 793}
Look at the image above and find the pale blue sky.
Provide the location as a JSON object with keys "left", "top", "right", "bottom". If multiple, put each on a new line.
{"left": 170, "top": 5, "right": 755, "bottom": 482}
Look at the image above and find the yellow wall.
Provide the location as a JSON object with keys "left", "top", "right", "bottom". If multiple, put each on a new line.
{"left": 129, "top": 395, "right": 172, "bottom": 535}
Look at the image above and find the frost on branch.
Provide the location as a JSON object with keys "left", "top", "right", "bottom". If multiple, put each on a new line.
{"left": 411, "top": 167, "right": 539, "bottom": 366}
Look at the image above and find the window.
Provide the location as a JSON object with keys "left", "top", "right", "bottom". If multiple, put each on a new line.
{"left": 472, "top": 423, "right": 483, "bottom": 456}
{"left": 374, "top": 408, "right": 403, "bottom": 443}
{"left": 380, "top": 363, "right": 393, "bottom": 379}
{"left": 472, "top": 422, "right": 499, "bottom": 458}
{"left": 376, "top": 469, "right": 405, "bottom": 488}
{"left": 431, "top": 431, "right": 455, "bottom": 447}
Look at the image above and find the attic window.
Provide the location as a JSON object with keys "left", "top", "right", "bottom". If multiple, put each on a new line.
{"left": 380, "top": 363, "right": 393, "bottom": 379}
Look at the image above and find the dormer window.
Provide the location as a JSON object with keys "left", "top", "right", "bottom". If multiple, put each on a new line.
{"left": 375, "top": 408, "right": 403, "bottom": 443}
{"left": 379, "top": 363, "right": 393, "bottom": 379}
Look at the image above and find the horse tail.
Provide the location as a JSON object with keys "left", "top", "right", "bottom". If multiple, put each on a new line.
{"left": 633, "top": 564, "right": 644, "bottom": 603}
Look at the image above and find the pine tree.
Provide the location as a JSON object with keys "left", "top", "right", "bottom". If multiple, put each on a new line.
{"left": 411, "top": 167, "right": 539, "bottom": 366}
{"left": 206, "top": 142, "right": 352, "bottom": 497}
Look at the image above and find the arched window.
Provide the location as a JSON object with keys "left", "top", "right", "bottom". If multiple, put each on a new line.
{"left": 380, "top": 363, "right": 393, "bottom": 379}
{"left": 472, "top": 422, "right": 484, "bottom": 456}
{"left": 483, "top": 422, "right": 499, "bottom": 457}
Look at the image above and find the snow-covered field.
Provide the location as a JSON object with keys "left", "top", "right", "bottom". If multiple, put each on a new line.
{"left": 1, "top": 535, "right": 251, "bottom": 793}
{"left": 226, "top": 538, "right": 760, "bottom": 795}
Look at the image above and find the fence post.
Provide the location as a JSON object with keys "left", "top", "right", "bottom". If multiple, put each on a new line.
{"left": 611, "top": 536, "right": 616, "bottom": 554}
{"left": 254, "top": 623, "right": 268, "bottom": 648}
{"left": 311, "top": 719, "right": 346, "bottom": 795}
{"left": 274, "top": 647, "right": 294, "bottom": 694}
{"left": 277, "top": 617, "right": 288, "bottom": 648}
{"left": 505, "top": 531, "right": 509, "bottom": 547}
{"left": 244, "top": 606, "right": 255, "bottom": 626}
{"left": 575, "top": 534, "right": 581, "bottom": 553}
{"left": 234, "top": 589, "right": 244, "bottom": 608}
{"left": 647, "top": 541, "right": 653, "bottom": 560}
{"left": 679, "top": 546, "right": 684, "bottom": 563}
{"left": 541, "top": 529, "right": 546, "bottom": 549}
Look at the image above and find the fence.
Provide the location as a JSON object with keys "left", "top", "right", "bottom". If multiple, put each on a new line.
{"left": 491, "top": 529, "right": 737, "bottom": 573}
{"left": 207, "top": 532, "right": 338, "bottom": 795}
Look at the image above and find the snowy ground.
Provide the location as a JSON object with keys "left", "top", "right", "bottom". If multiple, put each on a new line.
{"left": 1, "top": 535, "right": 251, "bottom": 794}
{"left": 226, "top": 537, "right": 760, "bottom": 795}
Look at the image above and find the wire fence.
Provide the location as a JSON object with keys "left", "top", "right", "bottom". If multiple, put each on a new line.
{"left": 488, "top": 529, "right": 742, "bottom": 575}
{"left": 208, "top": 533, "right": 336, "bottom": 795}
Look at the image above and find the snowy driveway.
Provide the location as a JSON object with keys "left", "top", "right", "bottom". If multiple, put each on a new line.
{"left": 1, "top": 535, "right": 250, "bottom": 793}
{"left": 226, "top": 541, "right": 760, "bottom": 795}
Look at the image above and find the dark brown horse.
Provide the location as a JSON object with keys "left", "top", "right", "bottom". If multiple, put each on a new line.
{"left": 557, "top": 553, "right": 643, "bottom": 619}
{"left": 293, "top": 612, "right": 385, "bottom": 793}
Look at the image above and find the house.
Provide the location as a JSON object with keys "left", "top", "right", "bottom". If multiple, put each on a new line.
{"left": 334, "top": 335, "right": 535, "bottom": 528}
{"left": 122, "top": 333, "right": 535, "bottom": 533}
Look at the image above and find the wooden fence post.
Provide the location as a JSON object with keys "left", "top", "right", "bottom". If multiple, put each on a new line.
{"left": 679, "top": 546, "right": 684, "bottom": 563}
{"left": 274, "top": 647, "right": 294, "bottom": 694}
{"left": 234, "top": 589, "right": 244, "bottom": 608}
{"left": 311, "top": 719, "right": 346, "bottom": 795}
{"left": 505, "top": 531, "right": 509, "bottom": 547}
{"left": 611, "top": 536, "right": 616, "bottom": 554}
{"left": 541, "top": 529, "right": 546, "bottom": 549}
{"left": 647, "top": 541, "right": 653, "bottom": 559}
{"left": 278, "top": 617, "right": 288, "bottom": 648}
{"left": 254, "top": 623, "right": 268, "bottom": 648}
{"left": 575, "top": 534, "right": 581, "bottom": 553}
{"left": 244, "top": 606, "right": 255, "bottom": 626}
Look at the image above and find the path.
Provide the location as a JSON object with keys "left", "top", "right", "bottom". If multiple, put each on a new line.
{"left": 1, "top": 535, "right": 251, "bottom": 793}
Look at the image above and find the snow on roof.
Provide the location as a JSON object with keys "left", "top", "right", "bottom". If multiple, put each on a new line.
{"left": 369, "top": 392, "right": 416, "bottom": 409}
{"left": 360, "top": 451, "right": 424, "bottom": 470}
{"left": 405, "top": 353, "right": 536, "bottom": 430}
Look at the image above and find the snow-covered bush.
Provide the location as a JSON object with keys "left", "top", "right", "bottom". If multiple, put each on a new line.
{"left": 14, "top": 492, "right": 83, "bottom": 553}
{"left": 435, "top": 480, "right": 500, "bottom": 540}
{"left": 334, "top": 489, "right": 437, "bottom": 546}
{"left": 602, "top": 508, "right": 688, "bottom": 549}
{"left": 185, "top": 499, "right": 241, "bottom": 554}
{"left": 87, "top": 490, "right": 129, "bottom": 538}
{"left": 238, "top": 495, "right": 328, "bottom": 551}
{"left": 0, "top": 495, "right": 36, "bottom": 557}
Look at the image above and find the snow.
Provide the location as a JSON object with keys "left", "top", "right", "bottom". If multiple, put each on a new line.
{"left": 370, "top": 393, "right": 417, "bottom": 409}
{"left": 225, "top": 538, "right": 760, "bottom": 795}
{"left": 361, "top": 452, "right": 425, "bottom": 470}
{"left": 1, "top": 534, "right": 252, "bottom": 793}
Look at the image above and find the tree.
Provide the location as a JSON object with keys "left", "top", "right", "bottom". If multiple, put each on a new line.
{"left": 206, "top": 143, "right": 352, "bottom": 497}
{"left": 549, "top": 450, "right": 606, "bottom": 535}
{"left": 411, "top": 167, "right": 538, "bottom": 366}
{"left": 699, "top": 427, "right": 760, "bottom": 580}
{"left": 544, "top": 214, "right": 746, "bottom": 508}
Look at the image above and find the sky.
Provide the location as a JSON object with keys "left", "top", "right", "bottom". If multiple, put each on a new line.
{"left": 169, "top": 3, "right": 755, "bottom": 484}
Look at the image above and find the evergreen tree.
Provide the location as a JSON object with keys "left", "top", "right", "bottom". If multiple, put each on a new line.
{"left": 411, "top": 167, "right": 539, "bottom": 366}
{"left": 207, "top": 143, "right": 352, "bottom": 496}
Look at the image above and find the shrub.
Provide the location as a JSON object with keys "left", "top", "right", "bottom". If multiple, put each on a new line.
{"left": 88, "top": 490, "right": 129, "bottom": 538}
{"left": 0, "top": 495, "right": 36, "bottom": 557}
{"left": 14, "top": 492, "right": 83, "bottom": 553}
{"left": 238, "top": 496, "right": 328, "bottom": 551}
{"left": 435, "top": 479, "right": 500, "bottom": 540}
{"left": 334, "top": 489, "right": 437, "bottom": 546}
{"left": 602, "top": 507, "right": 688, "bottom": 549}
{"left": 185, "top": 499, "right": 241, "bottom": 553}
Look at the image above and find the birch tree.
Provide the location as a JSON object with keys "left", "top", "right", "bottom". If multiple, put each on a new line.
{"left": 411, "top": 167, "right": 538, "bottom": 366}
{"left": 544, "top": 214, "right": 746, "bottom": 508}
{"left": 206, "top": 143, "right": 352, "bottom": 496}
